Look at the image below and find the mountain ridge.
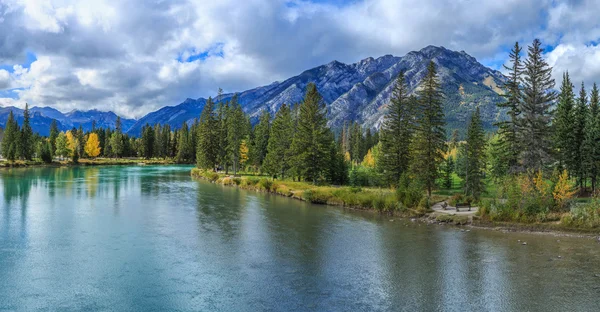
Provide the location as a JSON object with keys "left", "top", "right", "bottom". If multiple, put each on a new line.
{"left": 0, "top": 45, "right": 507, "bottom": 137}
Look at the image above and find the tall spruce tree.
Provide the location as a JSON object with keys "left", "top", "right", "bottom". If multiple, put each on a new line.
{"left": 290, "top": 83, "right": 331, "bottom": 183}
{"left": 378, "top": 71, "right": 416, "bottom": 186}
{"left": 226, "top": 95, "right": 247, "bottom": 174}
{"left": 517, "top": 39, "right": 557, "bottom": 173}
{"left": 554, "top": 72, "right": 576, "bottom": 171}
{"left": 49, "top": 119, "right": 59, "bottom": 157}
{"left": 497, "top": 42, "right": 524, "bottom": 174}
{"left": 142, "top": 124, "right": 155, "bottom": 159}
{"left": 412, "top": 61, "right": 446, "bottom": 196}
{"left": 250, "top": 109, "right": 271, "bottom": 169}
{"left": 1, "top": 110, "right": 19, "bottom": 161}
{"left": 574, "top": 82, "right": 589, "bottom": 190}
{"left": 196, "top": 97, "right": 218, "bottom": 168}
{"left": 177, "top": 123, "right": 194, "bottom": 163}
{"left": 464, "top": 107, "right": 486, "bottom": 199}
{"left": 584, "top": 83, "right": 600, "bottom": 192}
{"left": 263, "top": 104, "right": 294, "bottom": 179}
{"left": 20, "top": 103, "right": 34, "bottom": 160}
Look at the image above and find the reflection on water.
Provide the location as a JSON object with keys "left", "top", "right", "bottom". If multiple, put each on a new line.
{"left": 1, "top": 165, "right": 600, "bottom": 311}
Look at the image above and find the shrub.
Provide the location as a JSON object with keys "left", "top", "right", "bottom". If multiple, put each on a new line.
{"left": 448, "top": 193, "right": 465, "bottom": 206}
{"left": 208, "top": 172, "right": 220, "bottom": 182}
{"left": 303, "top": 189, "right": 331, "bottom": 204}
{"left": 396, "top": 173, "right": 423, "bottom": 208}
{"left": 418, "top": 196, "right": 431, "bottom": 210}
{"left": 222, "top": 177, "right": 233, "bottom": 186}
{"left": 259, "top": 178, "right": 273, "bottom": 191}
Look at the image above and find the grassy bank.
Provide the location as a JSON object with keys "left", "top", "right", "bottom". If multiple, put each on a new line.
{"left": 0, "top": 157, "right": 181, "bottom": 168}
{"left": 190, "top": 168, "right": 434, "bottom": 216}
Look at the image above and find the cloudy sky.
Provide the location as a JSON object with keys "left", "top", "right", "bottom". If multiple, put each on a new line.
{"left": 0, "top": 0, "right": 599, "bottom": 118}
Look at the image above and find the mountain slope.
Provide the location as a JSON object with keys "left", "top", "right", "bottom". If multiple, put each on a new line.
{"left": 127, "top": 46, "right": 506, "bottom": 136}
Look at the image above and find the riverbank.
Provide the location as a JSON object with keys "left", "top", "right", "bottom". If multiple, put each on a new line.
{"left": 190, "top": 168, "right": 432, "bottom": 217}
{"left": 191, "top": 168, "right": 600, "bottom": 236}
{"left": 0, "top": 157, "right": 184, "bottom": 168}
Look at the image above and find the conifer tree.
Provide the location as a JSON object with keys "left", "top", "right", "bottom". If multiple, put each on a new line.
{"left": 497, "top": 42, "right": 524, "bottom": 174}
{"left": 584, "top": 83, "right": 600, "bottom": 192}
{"left": 378, "top": 71, "right": 416, "bottom": 186}
{"left": 290, "top": 83, "right": 331, "bottom": 183}
{"left": 464, "top": 107, "right": 486, "bottom": 199}
{"left": 1, "top": 110, "right": 19, "bottom": 161}
{"left": 177, "top": 123, "right": 194, "bottom": 163}
{"left": 226, "top": 95, "right": 247, "bottom": 174}
{"left": 412, "top": 61, "right": 446, "bottom": 196}
{"left": 517, "top": 39, "right": 557, "bottom": 173}
{"left": 573, "top": 82, "right": 589, "bottom": 190}
{"left": 196, "top": 97, "right": 218, "bottom": 169}
{"left": 49, "top": 119, "right": 59, "bottom": 157}
{"left": 263, "top": 103, "right": 294, "bottom": 179}
{"left": 250, "top": 109, "right": 271, "bottom": 169}
{"left": 20, "top": 103, "right": 34, "bottom": 160}
{"left": 142, "top": 124, "right": 155, "bottom": 159}
{"left": 554, "top": 72, "right": 576, "bottom": 171}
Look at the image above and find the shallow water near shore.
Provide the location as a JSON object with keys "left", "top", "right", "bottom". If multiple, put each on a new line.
{"left": 1, "top": 165, "right": 599, "bottom": 311}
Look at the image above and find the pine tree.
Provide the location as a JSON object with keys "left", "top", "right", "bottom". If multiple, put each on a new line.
{"left": 412, "top": 61, "right": 446, "bottom": 196}
{"left": 290, "top": 83, "right": 331, "bottom": 183}
{"left": 573, "top": 82, "right": 589, "bottom": 190}
{"left": 554, "top": 72, "right": 576, "bottom": 171}
{"left": 263, "top": 103, "right": 294, "bottom": 179}
{"left": 177, "top": 123, "right": 194, "bottom": 163}
{"left": 1, "top": 110, "right": 19, "bottom": 161}
{"left": 226, "top": 95, "right": 247, "bottom": 174}
{"left": 142, "top": 124, "right": 155, "bottom": 159}
{"left": 496, "top": 42, "right": 524, "bottom": 174}
{"left": 464, "top": 107, "right": 486, "bottom": 199}
{"left": 584, "top": 83, "right": 600, "bottom": 192}
{"left": 250, "top": 109, "right": 271, "bottom": 169}
{"left": 49, "top": 119, "right": 59, "bottom": 157}
{"left": 196, "top": 97, "right": 218, "bottom": 169}
{"left": 378, "top": 71, "right": 416, "bottom": 186}
{"left": 20, "top": 103, "right": 34, "bottom": 160}
{"left": 517, "top": 39, "right": 557, "bottom": 173}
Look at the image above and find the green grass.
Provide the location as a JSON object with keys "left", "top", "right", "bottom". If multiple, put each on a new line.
{"left": 0, "top": 157, "right": 179, "bottom": 168}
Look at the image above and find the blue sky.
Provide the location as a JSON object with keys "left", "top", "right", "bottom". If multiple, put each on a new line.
{"left": 0, "top": 0, "right": 599, "bottom": 118}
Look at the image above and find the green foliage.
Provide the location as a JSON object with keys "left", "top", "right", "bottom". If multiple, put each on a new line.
{"left": 197, "top": 97, "right": 219, "bottom": 168}
{"left": 1, "top": 110, "right": 19, "bottom": 161}
{"left": 249, "top": 110, "right": 270, "bottom": 168}
{"left": 290, "top": 83, "right": 332, "bottom": 183}
{"left": 259, "top": 178, "right": 273, "bottom": 191}
{"left": 141, "top": 124, "right": 155, "bottom": 159}
{"left": 396, "top": 173, "right": 424, "bottom": 208}
{"left": 19, "top": 104, "right": 34, "bottom": 160}
{"left": 517, "top": 39, "right": 557, "bottom": 172}
{"left": 38, "top": 140, "right": 53, "bottom": 163}
{"left": 464, "top": 107, "right": 487, "bottom": 199}
{"left": 561, "top": 200, "right": 600, "bottom": 228}
{"left": 496, "top": 42, "right": 523, "bottom": 174}
{"left": 378, "top": 71, "right": 416, "bottom": 186}
{"left": 263, "top": 103, "right": 294, "bottom": 179}
{"left": 349, "top": 166, "right": 382, "bottom": 187}
{"left": 412, "top": 61, "right": 446, "bottom": 196}
{"left": 584, "top": 83, "right": 600, "bottom": 191}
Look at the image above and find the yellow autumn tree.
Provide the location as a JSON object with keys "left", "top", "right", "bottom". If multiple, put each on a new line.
{"left": 361, "top": 149, "right": 375, "bottom": 168}
{"left": 553, "top": 169, "right": 577, "bottom": 210}
{"left": 66, "top": 131, "right": 79, "bottom": 152}
{"left": 85, "top": 133, "right": 101, "bottom": 158}
{"left": 239, "top": 139, "right": 249, "bottom": 167}
{"left": 344, "top": 151, "right": 351, "bottom": 162}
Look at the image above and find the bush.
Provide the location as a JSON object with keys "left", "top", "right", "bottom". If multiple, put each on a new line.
{"left": 222, "top": 177, "right": 233, "bottom": 186}
{"left": 562, "top": 201, "right": 600, "bottom": 228}
{"left": 418, "top": 196, "right": 431, "bottom": 210}
{"left": 448, "top": 193, "right": 465, "bottom": 206}
{"left": 259, "top": 178, "right": 273, "bottom": 191}
{"left": 232, "top": 177, "right": 242, "bottom": 185}
{"left": 208, "top": 172, "right": 220, "bottom": 182}
{"left": 396, "top": 173, "right": 423, "bottom": 208}
{"left": 303, "top": 189, "right": 331, "bottom": 204}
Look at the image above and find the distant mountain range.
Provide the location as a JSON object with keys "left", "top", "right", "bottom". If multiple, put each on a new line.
{"left": 0, "top": 106, "right": 135, "bottom": 136}
{"left": 0, "top": 46, "right": 507, "bottom": 137}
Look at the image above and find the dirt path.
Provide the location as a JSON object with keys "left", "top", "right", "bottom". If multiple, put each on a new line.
{"left": 431, "top": 201, "right": 478, "bottom": 216}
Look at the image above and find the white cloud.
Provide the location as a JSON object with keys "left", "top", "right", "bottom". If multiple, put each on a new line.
{"left": 0, "top": 0, "right": 598, "bottom": 118}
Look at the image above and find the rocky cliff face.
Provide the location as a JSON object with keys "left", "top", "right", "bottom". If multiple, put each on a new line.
{"left": 129, "top": 45, "right": 506, "bottom": 136}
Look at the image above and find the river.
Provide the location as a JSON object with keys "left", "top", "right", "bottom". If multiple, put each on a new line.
{"left": 1, "top": 165, "right": 599, "bottom": 311}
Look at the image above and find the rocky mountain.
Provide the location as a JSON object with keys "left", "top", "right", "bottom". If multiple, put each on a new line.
{"left": 129, "top": 45, "right": 506, "bottom": 136}
{"left": 0, "top": 106, "right": 135, "bottom": 136}
{"left": 1, "top": 46, "right": 507, "bottom": 137}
